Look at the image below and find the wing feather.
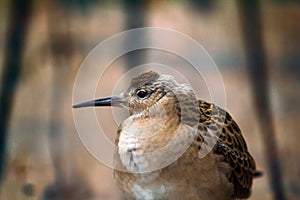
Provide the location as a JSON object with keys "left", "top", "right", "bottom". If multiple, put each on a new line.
{"left": 198, "top": 101, "right": 259, "bottom": 198}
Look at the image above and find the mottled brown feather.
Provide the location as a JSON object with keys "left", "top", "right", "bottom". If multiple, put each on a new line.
{"left": 198, "top": 100, "right": 258, "bottom": 198}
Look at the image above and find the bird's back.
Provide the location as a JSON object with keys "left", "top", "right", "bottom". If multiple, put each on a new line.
{"left": 197, "top": 100, "right": 260, "bottom": 198}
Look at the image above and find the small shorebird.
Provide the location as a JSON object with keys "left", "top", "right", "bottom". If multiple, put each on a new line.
{"left": 73, "top": 71, "right": 261, "bottom": 200}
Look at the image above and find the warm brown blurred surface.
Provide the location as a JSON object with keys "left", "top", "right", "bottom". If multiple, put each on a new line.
{"left": 0, "top": 1, "right": 299, "bottom": 200}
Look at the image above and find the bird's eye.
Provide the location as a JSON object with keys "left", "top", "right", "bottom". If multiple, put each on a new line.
{"left": 136, "top": 89, "right": 149, "bottom": 99}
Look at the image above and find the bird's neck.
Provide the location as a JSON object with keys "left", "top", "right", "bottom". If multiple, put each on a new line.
{"left": 116, "top": 95, "right": 198, "bottom": 173}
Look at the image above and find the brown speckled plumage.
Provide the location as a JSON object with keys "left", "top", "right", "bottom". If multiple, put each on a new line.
{"left": 197, "top": 100, "right": 259, "bottom": 198}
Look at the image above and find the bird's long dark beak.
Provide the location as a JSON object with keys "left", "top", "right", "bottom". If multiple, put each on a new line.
{"left": 72, "top": 93, "right": 127, "bottom": 109}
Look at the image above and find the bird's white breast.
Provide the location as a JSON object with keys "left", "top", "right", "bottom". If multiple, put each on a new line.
{"left": 131, "top": 184, "right": 170, "bottom": 200}
{"left": 117, "top": 117, "right": 198, "bottom": 173}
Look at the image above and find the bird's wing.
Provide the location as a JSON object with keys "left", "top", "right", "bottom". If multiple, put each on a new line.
{"left": 198, "top": 100, "right": 259, "bottom": 199}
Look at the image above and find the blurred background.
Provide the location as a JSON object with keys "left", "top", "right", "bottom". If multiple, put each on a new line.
{"left": 0, "top": 0, "right": 299, "bottom": 199}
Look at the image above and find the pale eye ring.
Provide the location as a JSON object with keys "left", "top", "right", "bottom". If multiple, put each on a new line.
{"left": 136, "top": 89, "right": 149, "bottom": 99}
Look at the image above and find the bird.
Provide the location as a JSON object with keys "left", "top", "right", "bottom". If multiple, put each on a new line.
{"left": 73, "top": 71, "right": 261, "bottom": 200}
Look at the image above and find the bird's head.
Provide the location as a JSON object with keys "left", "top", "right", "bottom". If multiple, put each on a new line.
{"left": 73, "top": 71, "right": 199, "bottom": 125}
